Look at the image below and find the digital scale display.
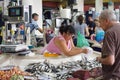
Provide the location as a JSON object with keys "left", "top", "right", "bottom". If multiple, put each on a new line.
{"left": 8, "top": 6, "right": 23, "bottom": 17}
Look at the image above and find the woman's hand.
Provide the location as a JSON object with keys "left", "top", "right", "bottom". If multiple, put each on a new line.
{"left": 82, "top": 49, "right": 88, "bottom": 54}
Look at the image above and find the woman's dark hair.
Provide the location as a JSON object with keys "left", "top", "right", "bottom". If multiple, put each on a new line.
{"left": 32, "top": 13, "right": 39, "bottom": 18}
{"left": 59, "top": 25, "right": 75, "bottom": 35}
{"left": 77, "top": 15, "right": 84, "bottom": 25}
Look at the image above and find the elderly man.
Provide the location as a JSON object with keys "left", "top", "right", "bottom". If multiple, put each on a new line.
{"left": 97, "top": 10, "right": 120, "bottom": 80}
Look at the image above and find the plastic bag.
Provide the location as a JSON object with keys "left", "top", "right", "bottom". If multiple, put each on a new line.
{"left": 95, "top": 30, "right": 105, "bottom": 42}
{"left": 77, "top": 32, "right": 89, "bottom": 48}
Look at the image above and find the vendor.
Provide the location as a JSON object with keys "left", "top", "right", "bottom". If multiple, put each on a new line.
{"left": 42, "top": 25, "right": 88, "bottom": 56}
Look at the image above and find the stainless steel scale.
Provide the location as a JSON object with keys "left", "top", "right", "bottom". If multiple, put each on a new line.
{"left": 0, "top": 44, "right": 30, "bottom": 54}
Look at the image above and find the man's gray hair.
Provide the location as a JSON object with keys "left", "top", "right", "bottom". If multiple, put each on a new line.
{"left": 99, "top": 10, "right": 117, "bottom": 21}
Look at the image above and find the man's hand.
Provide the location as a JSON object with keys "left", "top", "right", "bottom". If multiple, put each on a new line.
{"left": 97, "top": 55, "right": 115, "bottom": 65}
{"left": 96, "top": 57, "right": 102, "bottom": 63}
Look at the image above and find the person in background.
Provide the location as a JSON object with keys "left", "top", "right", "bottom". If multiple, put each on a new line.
{"left": 74, "top": 15, "right": 89, "bottom": 46}
{"left": 91, "top": 18, "right": 105, "bottom": 42}
{"left": 88, "top": 16, "right": 95, "bottom": 37}
{"left": 29, "top": 13, "right": 44, "bottom": 47}
{"left": 42, "top": 25, "right": 88, "bottom": 56}
{"left": 94, "top": 18, "right": 104, "bottom": 42}
{"left": 0, "top": 30, "right": 2, "bottom": 44}
{"left": 94, "top": 18, "right": 102, "bottom": 33}
{"left": 96, "top": 10, "right": 120, "bottom": 80}
{"left": 0, "top": 13, "right": 4, "bottom": 44}
{"left": 30, "top": 13, "right": 43, "bottom": 33}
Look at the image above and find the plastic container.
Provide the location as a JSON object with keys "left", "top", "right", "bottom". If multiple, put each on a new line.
{"left": 43, "top": 52, "right": 60, "bottom": 57}
{"left": 28, "top": 45, "right": 34, "bottom": 49}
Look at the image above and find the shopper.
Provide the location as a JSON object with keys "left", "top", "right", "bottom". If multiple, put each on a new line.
{"left": 28, "top": 13, "right": 43, "bottom": 47}
{"left": 30, "top": 13, "right": 43, "bottom": 33}
{"left": 96, "top": 10, "right": 120, "bottom": 80}
{"left": 94, "top": 18, "right": 103, "bottom": 34}
{"left": 42, "top": 25, "right": 88, "bottom": 56}
{"left": 74, "top": 15, "right": 89, "bottom": 46}
{"left": 0, "top": 31, "right": 2, "bottom": 44}
{"left": 91, "top": 18, "right": 105, "bottom": 42}
{"left": 88, "top": 16, "right": 95, "bottom": 37}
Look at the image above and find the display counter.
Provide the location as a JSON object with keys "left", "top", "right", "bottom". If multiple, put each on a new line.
{"left": 0, "top": 51, "right": 102, "bottom": 80}
{"left": 0, "top": 51, "right": 101, "bottom": 69}
{"left": 88, "top": 39, "right": 102, "bottom": 48}
{"left": 88, "top": 39, "right": 102, "bottom": 52}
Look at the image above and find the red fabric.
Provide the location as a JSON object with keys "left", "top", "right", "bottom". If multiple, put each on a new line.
{"left": 90, "top": 67, "right": 102, "bottom": 78}
{"left": 72, "top": 70, "right": 90, "bottom": 80}
{"left": 72, "top": 67, "right": 102, "bottom": 79}
{"left": 67, "top": 78, "right": 79, "bottom": 80}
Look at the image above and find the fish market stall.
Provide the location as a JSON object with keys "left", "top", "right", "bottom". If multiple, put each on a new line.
{"left": 0, "top": 50, "right": 102, "bottom": 80}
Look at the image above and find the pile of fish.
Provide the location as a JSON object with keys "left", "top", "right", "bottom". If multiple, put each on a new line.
{"left": 25, "top": 59, "right": 101, "bottom": 80}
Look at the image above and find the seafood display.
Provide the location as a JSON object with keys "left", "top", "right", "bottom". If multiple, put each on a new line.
{"left": 72, "top": 67, "right": 102, "bottom": 80}
{"left": 0, "top": 66, "right": 31, "bottom": 80}
{"left": 25, "top": 59, "right": 102, "bottom": 80}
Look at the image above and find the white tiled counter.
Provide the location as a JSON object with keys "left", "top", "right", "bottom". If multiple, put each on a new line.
{"left": 88, "top": 39, "right": 102, "bottom": 48}
{"left": 0, "top": 51, "right": 101, "bottom": 70}
{"left": 0, "top": 51, "right": 102, "bottom": 80}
